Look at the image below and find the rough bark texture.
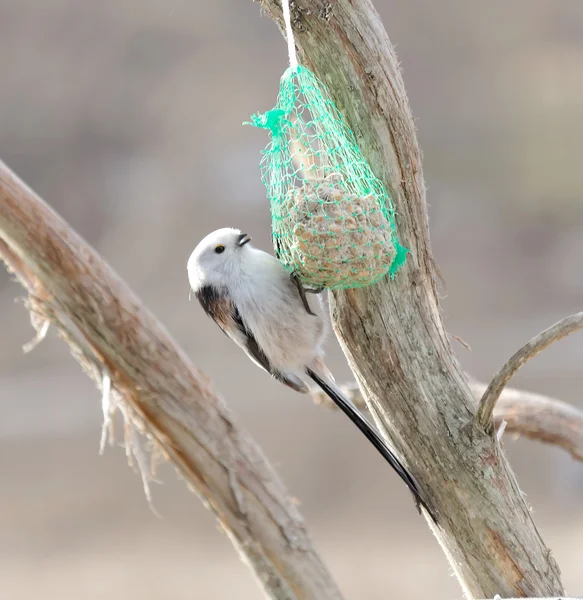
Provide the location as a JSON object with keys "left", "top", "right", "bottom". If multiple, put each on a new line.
{"left": 313, "top": 379, "right": 583, "bottom": 463}
{"left": 257, "top": 0, "right": 564, "bottom": 597}
{"left": 0, "top": 161, "right": 344, "bottom": 600}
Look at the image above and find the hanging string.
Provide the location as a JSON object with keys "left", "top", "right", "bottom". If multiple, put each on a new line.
{"left": 282, "top": 0, "right": 298, "bottom": 69}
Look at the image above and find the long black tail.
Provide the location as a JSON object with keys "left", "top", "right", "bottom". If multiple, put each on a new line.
{"left": 306, "top": 367, "right": 434, "bottom": 520}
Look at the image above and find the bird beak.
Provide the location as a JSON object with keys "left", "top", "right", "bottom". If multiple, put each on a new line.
{"left": 237, "top": 233, "right": 251, "bottom": 246}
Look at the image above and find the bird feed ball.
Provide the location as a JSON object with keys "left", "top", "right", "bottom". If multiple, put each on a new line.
{"left": 274, "top": 173, "right": 396, "bottom": 289}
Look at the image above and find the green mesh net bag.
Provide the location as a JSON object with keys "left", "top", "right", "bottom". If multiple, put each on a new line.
{"left": 246, "top": 3, "right": 407, "bottom": 290}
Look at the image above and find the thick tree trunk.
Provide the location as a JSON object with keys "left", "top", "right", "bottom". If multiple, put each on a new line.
{"left": 257, "top": 1, "right": 564, "bottom": 597}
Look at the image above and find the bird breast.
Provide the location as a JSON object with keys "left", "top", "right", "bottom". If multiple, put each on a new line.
{"left": 234, "top": 263, "right": 327, "bottom": 371}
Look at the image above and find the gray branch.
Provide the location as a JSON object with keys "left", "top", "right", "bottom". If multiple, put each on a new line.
{"left": 0, "top": 160, "right": 343, "bottom": 600}
{"left": 258, "top": 0, "right": 565, "bottom": 597}
{"left": 475, "top": 313, "right": 583, "bottom": 432}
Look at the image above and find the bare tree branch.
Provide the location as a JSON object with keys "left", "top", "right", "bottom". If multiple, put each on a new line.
{"left": 475, "top": 313, "right": 583, "bottom": 432}
{"left": 475, "top": 381, "right": 583, "bottom": 463}
{"left": 0, "top": 160, "right": 344, "bottom": 600}
{"left": 313, "top": 379, "right": 583, "bottom": 463}
{"left": 257, "top": 0, "right": 565, "bottom": 597}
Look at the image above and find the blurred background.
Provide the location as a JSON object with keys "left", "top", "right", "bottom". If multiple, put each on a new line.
{"left": 1, "top": 1, "right": 582, "bottom": 598}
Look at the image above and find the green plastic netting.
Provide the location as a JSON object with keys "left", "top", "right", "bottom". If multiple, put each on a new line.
{"left": 247, "top": 65, "right": 407, "bottom": 290}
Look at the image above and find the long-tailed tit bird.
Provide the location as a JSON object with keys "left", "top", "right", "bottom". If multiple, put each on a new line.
{"left": 187, "top": 227, "right": 431, "bottom": 517}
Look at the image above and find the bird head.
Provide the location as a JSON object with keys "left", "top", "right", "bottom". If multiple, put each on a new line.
{"left": 187, "top": 227, "right": 252, "bottom": 291}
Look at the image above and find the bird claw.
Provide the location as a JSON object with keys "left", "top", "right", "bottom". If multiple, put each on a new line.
{"left": 305, "top": 285, "right": 324, "bottom": 294}
{"left": 290, "top": 273, "right": 317, "bottom": 316}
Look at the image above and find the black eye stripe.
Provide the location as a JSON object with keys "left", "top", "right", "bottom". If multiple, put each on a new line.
{"left": 215, "top": 245, "right": 225, "bottom": 254}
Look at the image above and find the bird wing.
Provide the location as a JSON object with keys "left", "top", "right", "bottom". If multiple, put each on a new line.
{"left": 195, "top": 284, "right": 309, "bottom": 394}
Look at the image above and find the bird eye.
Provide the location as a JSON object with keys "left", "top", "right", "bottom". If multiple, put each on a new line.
{"left": 214, "top": 245, "right": 225, "bottom": 254}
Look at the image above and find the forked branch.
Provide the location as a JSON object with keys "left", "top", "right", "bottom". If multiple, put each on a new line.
{"left": 472, "top": 380, "right": 583, "bottom": 462}
{"left": 475, "top": 313, "right": 583, "bottom": 432}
